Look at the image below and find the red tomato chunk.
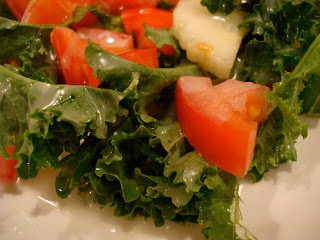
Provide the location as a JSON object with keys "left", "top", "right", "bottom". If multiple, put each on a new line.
{"left": 20, "top": 0, "right": 161, "bottom": 25}
{"left": 21, "top": 0, "right": 101, "bottom": 25}
{"left": 121, "top": 7, "right": 175, "bottom": 54}
{"left": 119, "top": 48, "right": 159, "bottom": 68}
{"left": 102, "top": 0, "right": 159, "bottom": 15}
{"left": 76, "top": 27, "right": 135, "bottom": 54}
{"left": 175, "top": 77, "right": 272, "bottom": 178}
{"left": 0, "top": 145, "right": 18, "bottom": 182}
{"left": 51, "top": 27, "right": 159, "bottom": 87}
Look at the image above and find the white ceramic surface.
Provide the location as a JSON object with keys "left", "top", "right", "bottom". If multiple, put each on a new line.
{"left": 0, "top": 117, "right": 319, "bottom": 240}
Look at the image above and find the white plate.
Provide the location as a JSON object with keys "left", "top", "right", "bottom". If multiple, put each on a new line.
{"left": 1, "top": 117, "right": 319, "bottom": 240}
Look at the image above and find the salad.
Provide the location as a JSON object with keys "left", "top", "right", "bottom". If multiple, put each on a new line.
{"left": 0, "top": 0, "right": 319, "bottom": 239}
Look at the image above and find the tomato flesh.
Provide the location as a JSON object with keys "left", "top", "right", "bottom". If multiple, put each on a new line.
{"left": 21, "top": 0, "right": 160, "bottom": 24}
{"left": 21, "top": 0, "right": 100, "bottom": 25}
{"left": 121, "top": 8, "right": 174, "bottom": 51}
{"left": 51, "top": 26, "right": 159, "bottom": 86}
{"left": 5, "top": 0, "right": 30, "bottom": 20}
{"left": 175, "top": 77, "right": 272, "bottom": 178}
{"left": 0, "top": 145, "right": 18, "bottom": 182}
{"left": 101, "top": 0, "right": 158, "bottom": 15}
{"left": 119, "top": 48, "right": 159, "bottom": 68}
{"left": 51, "top": 27, "right": 89, "bottom": 85}
{"left": 76, "top": 27, "right": 134, "bottom": 54}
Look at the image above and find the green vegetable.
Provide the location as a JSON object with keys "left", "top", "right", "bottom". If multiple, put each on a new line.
{"left": 201, "top": 0, "right": 237, "bottom": 15}
{"left": 249, "top": 34, "right": 320, "bottom": 181}
{"left": 0, "top": 64, "right": 127, "bottom": 177}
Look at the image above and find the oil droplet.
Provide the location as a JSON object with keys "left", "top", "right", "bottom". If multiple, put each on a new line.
{"left": 195, "top": 42, "right": 213, "bottom": 55}
{"left": 247, "top": 105, "right": 261, "bottom": 122}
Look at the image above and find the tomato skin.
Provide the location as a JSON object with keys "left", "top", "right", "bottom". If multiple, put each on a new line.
{"left": 82, "top": 64, "right": 101, "bottom": 87}
{"left": 51, "top": 27, "right": 89, "bottom": 85}
{"left": 51, "top": 27, "right": 158, "bottom": 86}
{"left": 21, "top": 0, "right": 100, "bottom": 25}
{"left": 119, "top": 48, "right": 159, "bottom": 68}
{"left": 101, "top": 0, "right": 158, "bottom": 15}
{"left": 121, "top": 8, "right": 173, "bottom": 50}
{"left": 122, "top": 8, "right": 173, "bottom": 33}
{"left": 159, "top": 44, "right": 176, "bottom": 56}
{"left": 175, "top": 77, "right": 271, "bottom": 178}
{"left": 21, "top": 0, "right": 159, "bottom": 24}
{"left": 76, "top": 27, "right": 134, "bottom": 54}
{"left": 0, "top": 145, "right": 18, "bottom": 182}
{"left": 5, "top": 0, "right": 30, "bottom": 20}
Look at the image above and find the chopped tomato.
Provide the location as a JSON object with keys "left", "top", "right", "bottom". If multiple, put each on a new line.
{"left": 5, "top": 0, "right": 30, "bottom": 20}
{"left": 0, "top": 145, "right": 18, "bottom": 182}
{"left": 20, "top": 0, "right": 160, "bottom": 24}
{"left": 76, "top": 27, "right": 134, "bottom": 54}
{"left": 122, "top": 8, "right": 173, "bottom": 33}
{"left": 82, "top": 64, "right": 101, "bottom": 87}
{"left": 159, "top": 44, "right": 176, "bottom": 56}
{"left": 101, "top": 0, "right": 158, "bottom": 15}
{"left": 9, "top": 58, "right": 20, "bottom": 67}
{"left": 121, "top": 8, "right": 174, "bottom": 51}
{"left": 175, "top": 77, "right": 272, "bottom": 178}
{"left": 51, "top": 27, "right": 158, "bottom": 86}
{"left": 51, "top": 27, "right": 89, "bottom": 85}
{"left": 119, "top": 48, "right": 159, "bottom": 68}
{"left": 21, "top": 0, "right": 102, "bottom": 25}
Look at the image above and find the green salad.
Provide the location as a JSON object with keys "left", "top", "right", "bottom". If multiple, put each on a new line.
{"left": 0, "top": 0, "right": 319, "bottom": 239}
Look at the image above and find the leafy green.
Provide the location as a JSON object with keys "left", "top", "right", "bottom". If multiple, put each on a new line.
{"left": 144, "top": 24, "right": 181, "bottom": 67}
{"left": 201, "top": 0, "right": 237, "bottom": 15}
{"left": 0, "top": 34, "right": 253, "bottom": 239}
{"left": 1, "top": 0, "right": 319, "bottom": 238}
{"left": 249, "top": 33, "right": 320, "bottom": 180}
{"left": 300, "top": 74, "right": 320, "bottom": 114}
{"left": 297, "top": 34, "right": 320, "bottom": 115}
{"left": 0, "top": 65, "right": 127, "bottom": 178}
{"left": 144, "top": 25, "right": 180, "bottom": 55}
{"left": 234, "top": 0, "right": 320, "bottom": 86}
{"left": 72, "top": 5, "right": 125, "bottom": 32}
{"left": 0, "top": 17, "right": 53, "bottom": 60}
{"left": 85, "top": 41, "right": 202, "bottom": 122}
{"left": 158, "top": 0, "right": 176, "bottom": 10}
{"left": 56, "top": 134, "right": 102, "bottom": 198}
{"left": 4, "top": 38, "right": 59, "bottom": 84}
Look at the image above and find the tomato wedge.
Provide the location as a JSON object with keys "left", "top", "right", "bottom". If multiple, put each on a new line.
{"left": 175, "top": 77, "right": 272, "bottom": 178}
{"left": 51, "top": 27, "right": 89, "bottom": 85}
{"left": 0, "top": 145, "right": 18, "bottom": 182}
{"left": 21, "top": 0, "right": 101, "bottom": 25}
{"left": 5, "top": 0, "right": 30, "bottom": 20}
{"left": 121, "top": 8, "right": 174, "bottom": 51}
